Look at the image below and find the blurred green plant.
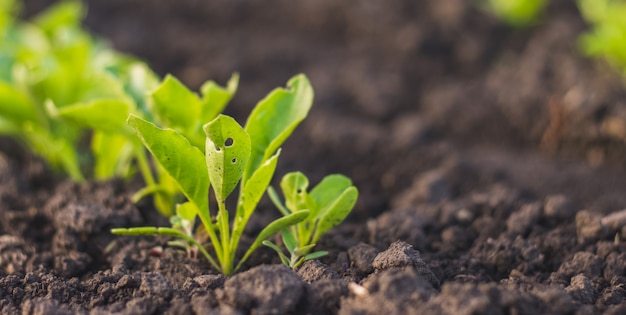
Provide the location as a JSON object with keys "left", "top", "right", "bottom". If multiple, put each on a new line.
{"left": 0, "top": 0, "right": 156, "bottom": 181}
{"left": 482, "top": 0, "right": 547, "bottom": 27}
{"left": 578, "top": 0, "right": 626, "bottom": 76}
{"left": 0, "top": 1, "right": 240, "bottom": 217}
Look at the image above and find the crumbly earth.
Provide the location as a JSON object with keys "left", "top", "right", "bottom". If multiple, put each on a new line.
{"left": 2, "top": 0, "right": 626, "bottom": 314}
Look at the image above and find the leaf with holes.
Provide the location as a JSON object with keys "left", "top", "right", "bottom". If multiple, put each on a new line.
{"left": 204, "top": 114, "right": 251, "bottom": 202}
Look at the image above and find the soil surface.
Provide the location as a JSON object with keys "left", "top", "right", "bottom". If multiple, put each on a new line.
{"left": 3, "top": 0, "right": 626, "bottom": 314}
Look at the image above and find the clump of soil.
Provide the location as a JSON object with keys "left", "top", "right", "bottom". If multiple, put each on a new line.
{"left": 3, "top": 0, "right": 626, "bottom": 313}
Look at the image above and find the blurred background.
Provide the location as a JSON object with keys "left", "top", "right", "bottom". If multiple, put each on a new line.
{"left": 17, "top": 0, "right": 626, "bottom": 219}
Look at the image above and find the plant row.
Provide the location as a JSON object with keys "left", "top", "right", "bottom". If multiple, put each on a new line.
{"left": 0, "top": 1, "right": 358, "bottom": 275}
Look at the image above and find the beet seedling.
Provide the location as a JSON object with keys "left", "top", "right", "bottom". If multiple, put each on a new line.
{"left": 112, "top": 75, "right": 314, "bottom": 275}
{"left": 129, "top": 73, "right": 239, "bottom": 216}
{"left": 265, "top": 172, "right": 358, "bottom": 268}
{"left": 578, "top": 0, "right": 626, "bottom": 76}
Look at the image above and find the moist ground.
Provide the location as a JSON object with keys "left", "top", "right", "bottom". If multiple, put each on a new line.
{"left": 2, "top": 0, "right": 626, "bottom": 314}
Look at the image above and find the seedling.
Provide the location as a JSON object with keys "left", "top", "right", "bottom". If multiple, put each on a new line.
{"left": 129, "top": 73, "right": 239, "bottom": 216}
{"left": 265, "top": 172, "right": 358, "bottom": 268}
{"left": 578, "top": 0, "right": 626, "bottom": 76}
{"left": 482, "top": 0, "right": 546, "bottom": 27}
{"left": 262, "top": 229, "right": 328, "bottom": 269}
{"left": 112, "top": 75, "right": 315, "bottom": 275}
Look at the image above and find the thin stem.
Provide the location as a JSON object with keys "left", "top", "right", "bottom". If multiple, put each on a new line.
{"left": 196, "top": 210, "right": 224, "bottom": 270}
{"left": 217, "top": 200, "right": 231, "bottom": 274}
{"left": 134, "top": 147, "right": 156, "bottom": 186}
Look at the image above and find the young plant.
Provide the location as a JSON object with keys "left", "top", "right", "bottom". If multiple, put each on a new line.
{"left": 112, "top": 74, "right": 315, "bottom": 275}
{"left": 578, "top": 0, "right": 626, "bottom": 76}
{"left": 262, "top": 229, "right": 328, "bottom": 269}
{"left": 265, "top": 172, "right": 358, "bottom": 268}
{"left": 482, "top": 0, "right": 547, "bottom": 27}
{"left": 129, "top": 73, "right": 239, "bottom": 216}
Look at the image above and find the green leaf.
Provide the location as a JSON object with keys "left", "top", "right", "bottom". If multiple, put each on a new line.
{"left": 262, "top": 240, "right": 290, "bottom": 266}
{"left": 204, "top": 114, "right": 251, "bottom": 202}
{"left": 310, "top": 174, "right": 354, "bottom": 219}
{"left": 56, "top": 99, "right": 132, "bottom": 134}
{"left": 127, "top": 114, "right": 210, "bottom": 224}
{"left": 131, "top": 184, "right": 171, "bottom": 203}
{"left": 267, "top": 185, "right": 290, "bottom": 216}
{"left": 176, "top": 201, "right": 197, "bottom": 221}
{"left": 110, "top": 61, "right": 160, "bottom": 113}
{"left": 293, "top": 244, "right": 316, "bottom": 257}
{"left": 303, "top": 250, "right": 328, "bottom": 261}
{"left": 243, "top": 74, "right": 313, "bottom": 182}
{"left": 23, "top": 123, "right": 83, "bottom": 181}
{"left": 200, "top": 73, "right": 238, "bottom": 123}
{"left": 240, "top": 150, "right": 280, "bottom": 219}
{"left": 282, "top": 229, "right": 297, "bottom": 253}
{"left": 91, "top": 131, "right": 132, "bottom": 179}
{"left": 0, "top": 81, "right": 39, "bottom": 123}
{"left": 149, "top": 74, "right": 201, "bottom": 132}
{"left": 236, "top": 210, "right": 310, "bottom": 271}
{"left": 312, "top": 186, "right": 358, "bottom": 244}
{"left": 0, "top": 116, "right": 20, "bottom": 135}
{"left": 229, "top": 150, "right": 280, "bottom": 254}
{"left": 486, "top": 0, "right": 546, "bottom": 27}
{"left": 280, "top": 172, "right": 310, "bottom": 213}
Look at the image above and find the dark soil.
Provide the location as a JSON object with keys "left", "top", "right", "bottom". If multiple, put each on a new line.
{"left": 3, "top": 0, "right": 626, "bottom": 314}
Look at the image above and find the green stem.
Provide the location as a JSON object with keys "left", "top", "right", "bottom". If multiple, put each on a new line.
{"left": 134, "top": 147, "right": 156, "bottom": 186}
{"left": 196, "top": 209, "right": 224, "bottom": 271}
{"left": 217, "top": 200, "right": 232, "bottom": 274}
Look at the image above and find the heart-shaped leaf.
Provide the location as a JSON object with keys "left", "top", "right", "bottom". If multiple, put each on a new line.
{"left": 204, "top": 114, "right": 250, "bottom": 202}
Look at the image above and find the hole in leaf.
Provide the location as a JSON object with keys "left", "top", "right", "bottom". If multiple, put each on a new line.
{"left": 296, "top": 189, "right": 303, "bottom": 194}
{"left": 215, "top": 146, "right": 221, "bottom": 152}
{"left": 225, "top": 138, "right": 234, "bottom": 147}
{"left": 231, "top": 157, "right": 237, "bottom": 164}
